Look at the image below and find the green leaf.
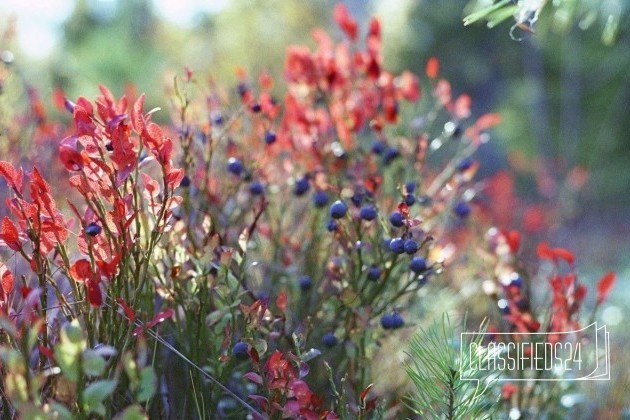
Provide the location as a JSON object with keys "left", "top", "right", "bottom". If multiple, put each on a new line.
{"left": 136, "top": 367, "right": 157, "bottom": 402}
{"left": 83, "top": 379, "right": 117, "bottom": 416}
{"left": 46, "top": 403, "right": 73, "bottom": 420}
{"left": 82, "top": 349, "right": 106, "bottom": 377}
{"left": 113, "top": 404, "right": 148, "bottom": 420}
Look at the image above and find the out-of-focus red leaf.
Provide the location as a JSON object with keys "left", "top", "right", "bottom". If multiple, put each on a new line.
{"left": 276, "top": 291, "right": 287, "bottom": 313}
{"left": 596, "top": 272, "right": 616, "bottom": 304}
{"left": 537, "top": 242, "right": 555, "bottom": 261}
{"left": 333, "top": 3, "right": 358, "bottom": 41}
{"left": 426, "top": 57, "right": 439, "bottom": 79}
{"left": 504, "top": 230, "right": 520, "bottom": 254}
{"left": 553, "top": 247, "right": 575, "bottom": 266}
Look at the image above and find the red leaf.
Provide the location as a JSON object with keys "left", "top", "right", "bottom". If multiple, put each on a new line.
{"left": 552, "top": 247, "right": 575, "bottom": 266}
{"left": 70, "top": 259, "right": 93, "bottom": 282}
{"left": 86, "top": 278, "right": 102, "bottom": 307}
{"left": 504, "top": 230, "right": 520, "bottom": 254}
{"left": 244, "top": 372, "right": 263, "bottom": 385}
{"left": 0, "top": 264, "right": 14, "bottom": 300}
{"left": 596, "top": 272, "right": 616, "bottom": 305}
{"left": 537, "top": 242, "right": 555, "bottom": 261}
{"left": 0, "top": 216, "right": 21, "bottom": 252}
{"left": 145, "top": 308, "right": 174, "bottom": 329}
{"left": 116, "top": 297, "right": 136, "bottom": 323}
{"left": 276, "top": 291, "right": 287, "bottom": 313}
{"left": 426, "top": 57, "right": 439, "bottom": 79}
{"left": 360, "top": 383, "right": 374, "bottom": 404}
{"left": 333, "top": 3, "right": 358, "bottom": 41}
{"left": 131, "top": 94, "right": 146, "bottom": 134}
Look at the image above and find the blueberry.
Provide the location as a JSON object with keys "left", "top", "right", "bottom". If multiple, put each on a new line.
{"left": 105, "top": 142, "right": 113, "bottom": 151}
{"left": 250, "top": 103, "right": 261, "bottom": 113}
{"left": 264, "top": 130, "right": 277, "bottom": 144}
{"left": 371, "top": 140, "right": 386, "bottom": 155}
{"left": 453, "top": 201, "right": 471, "bottom": 219}
{"left": 456, "top": 157, "right": 473, "bottom": 172}
{"left": 299, "top": 275, "right": 313, "bottom": 291}
{"left": 360, "top": 205, "right": 377, "bottom": 221}
{"left": 383, "top": 147, "right": 399, "bottom": 165}
{"left": 350, "top": 191, "right": 365, "bottom": 207}
{"left": 389, "top": 211, "right": 405, "bottom": 228}
{"left": 294, "top": 176, "right": 310, "bottom": 196}
{"left": 510, "top": 275, "right": 523, "bottom": 288}
{"left": 249, "top": 181, "right": 264, "bottom": 195}
{"left": 322, "top": 332, "right": 338, "bottom": 347}
{"left": 516, "top": 299, "right": 529, "bottom": 311}
{"left": 237, "top": 82, "right": 249, "bottom": 98}
{"left": 367, "top": 265, "right": 381, "bottom": 281}
{"left": 405, "top": 182, "right": 416, "bottom": 193}
{"left": 85, "top": 222, "right": 102, "bottom": 237}
{"left": 180, "top": 175, "right": 191, "bottom": 188}
{"left": 391, "top": 313, "right": 404, "bottom": 329}
{"left": 380, "top": 314, "right": 395, "bottom": 329}
{"left": 313, "top": 191, "right": 329, "bottom": 208}
{"left": 409, "top": 256, "right": 427, "bottom": 273}
{"left": 211, "top": 110, "right": 224, "bottom": 125}
{"left": 326, "top": 220, "right": 338, "bottom": 232}
{"left": 403, "top": 239, "right": 418, "bottom": 255}
{"left": 232, "top": 342, "right": 249, "bottom": 360}
{"left": 227, "top": 157, "right": 244, "bottom": 176}
{"left": 330, "top": 200, "right": 348, "bottom": 219}
{"left": 389, "top": 237, "right": 405, "bottom": 254}
{"left": 404, "top": 194, "right": 416, "bottom": 206}
{"left": 498, "top": 299, "right": 510, "bottom": 315}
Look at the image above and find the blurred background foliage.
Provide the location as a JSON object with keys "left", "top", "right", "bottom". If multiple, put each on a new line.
{"left": 2, "top": 0, "right": 628, "bottom": 204}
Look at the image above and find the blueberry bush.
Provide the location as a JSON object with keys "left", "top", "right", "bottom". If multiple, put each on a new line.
{"left": 0, "top": 4, "right": 616, "bottom": 419}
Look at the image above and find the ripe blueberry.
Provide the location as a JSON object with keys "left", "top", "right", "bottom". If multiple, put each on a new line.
{"left": 330, "top": 200, "right": 348, "bottom": 219}
{"left": 367, "top": 265, "right": 381, "bottom": 281}
{"left": 405, "top": 181, "right": 416, "bottom": 193}
{"left": 404, "top": 239, "right": 418, "bottom": 255}
{"left": 326, "top": 220, "right": 338, "bottom": 232}
{"left": 389, "top": 211, "right": 405, "bottom": 228}
{"left": 299, "top": 275, "right": 313, "bottom": 291}
{"left": 294, "top": 176, "right": 310, "bottom": 196}
{"left": 322, "top": 332, "right": 338, "bottom": 347}
{"left": 360, "top": 205, "right": 377, "bottom": 221}
{"left": 85, "top": 222, "right": 102, "bottom": 237}
{"left": 391, "top": 313, "right": 404, "bottom": 329}
{"left": 389, "top": 237, "right": 405, "bottom": 254}
{"left": 383, "top": 147, "right": 400, "bottom": 165}
{"left": 232, "top": 342, "right": 249, "bottom": 360}
{"left": 371, "top": 140, "right": 386, "bottom": 155}
{"left": 453, "top": 201, "right": 471, "bottom": 219}
{"left": 264, "top": 130, "right": 277, "bottom": 144}
{"left": 313, "top": 191, "right": 330, "bottom": 208}
{"left": 405, "top": 194, "right": 416, "bottom": 206}
{"left": 409, "top": 256, "right": 427, "bottom": 273}
{"left": 249, "top": 181, "right": 264, "bottom": 195}
{"left": 456, "top": 157, "right": 473, "bottom": 172}
{"left": 250, "top": 103, "right": 261, "bottom": 113}
{"left": 381, "top": 314, "right": 395, "bottom": 329}
{"left": 180, "top": 175, "right": 191, "bottom": 188}
{"left": 227, "top": 157, "right": 244, "bottom": 176}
